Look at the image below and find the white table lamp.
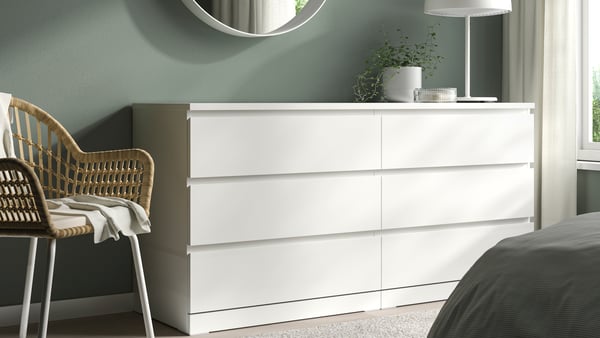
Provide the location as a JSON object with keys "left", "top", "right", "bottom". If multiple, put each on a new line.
{"left": 424, "top": 0, "right": 511, "bottom": 102}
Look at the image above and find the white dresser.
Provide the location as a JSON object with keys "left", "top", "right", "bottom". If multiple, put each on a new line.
{"left": 132, "top": 102, "right": 535, "bottom": 335}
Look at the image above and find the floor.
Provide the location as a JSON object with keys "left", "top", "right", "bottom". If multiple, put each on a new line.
{"left": 0, "top": 301, "right": 443, "bottom": 338}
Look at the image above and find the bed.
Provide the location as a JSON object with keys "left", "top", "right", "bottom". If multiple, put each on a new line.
{"left": 427, "top": 212, "right": 600, "bottom": 338}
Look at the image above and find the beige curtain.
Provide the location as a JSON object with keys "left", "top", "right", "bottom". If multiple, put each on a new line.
{"left": 503, "top": 0, "right": 578, "bottom": 228}
{"left": 211, "top": 0, "right": 296, "bottom": 34}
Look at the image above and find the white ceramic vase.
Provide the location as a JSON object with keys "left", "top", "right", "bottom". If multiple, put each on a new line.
{"left": 382, "top": 66, "right": 422, "bottom": 102}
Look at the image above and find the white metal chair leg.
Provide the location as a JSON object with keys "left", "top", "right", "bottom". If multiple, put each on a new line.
{"left": 129, "top": 235, "right": 155, "bottom": 338}
{"left": 20, "top": 237, "right": 38, "bottom": 338}
{"left": 38, "top": 239, "right": 56, "bottom": 338}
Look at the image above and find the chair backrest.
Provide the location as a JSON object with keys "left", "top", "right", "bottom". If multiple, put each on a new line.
{"left": 8, "top": 97, "right": 154, "bottom": 214}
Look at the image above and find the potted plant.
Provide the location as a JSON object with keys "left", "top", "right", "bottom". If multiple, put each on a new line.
{"left": 353, "top": 26, "right": 443, "bottom": 102}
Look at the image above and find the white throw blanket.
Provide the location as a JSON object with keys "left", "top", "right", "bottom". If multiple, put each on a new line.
{"left": 47, "top": 195, "right": 151, "bottom": 243}
{"left": 0, "top": 92, "right": 15, "bottom": 158}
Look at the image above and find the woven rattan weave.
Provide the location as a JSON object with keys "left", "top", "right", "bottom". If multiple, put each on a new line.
{"left": 0, "top": 97, "right": 154, "bottom": 238}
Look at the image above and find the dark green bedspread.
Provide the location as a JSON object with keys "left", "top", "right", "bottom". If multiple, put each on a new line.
{"left": 428, "top": 212, "right": 600, "bottom": 338}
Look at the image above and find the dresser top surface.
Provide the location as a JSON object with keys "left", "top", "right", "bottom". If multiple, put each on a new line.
{"left": 134, "top": 102, "right": 535, "bottom": 112}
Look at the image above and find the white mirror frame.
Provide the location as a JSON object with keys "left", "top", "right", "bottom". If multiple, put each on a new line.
{"left": 180, "top": 0, "right": 327, "bottom": 37}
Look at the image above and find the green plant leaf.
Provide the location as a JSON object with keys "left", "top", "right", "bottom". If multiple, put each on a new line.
{"left": 353, "top": 24, "right": 444, "bottom": 102}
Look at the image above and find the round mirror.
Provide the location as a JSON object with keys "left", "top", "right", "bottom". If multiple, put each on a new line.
{"left": 181, "top": 0, "right": 326, "bottom": 37}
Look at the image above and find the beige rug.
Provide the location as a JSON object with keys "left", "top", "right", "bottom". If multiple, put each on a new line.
{"left": 243, "top": 309, "right": 439, "bottom": 338}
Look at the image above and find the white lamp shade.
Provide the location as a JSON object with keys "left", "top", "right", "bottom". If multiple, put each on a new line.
{"left": 424, "top": 0, "right": 512, "bottom": 17}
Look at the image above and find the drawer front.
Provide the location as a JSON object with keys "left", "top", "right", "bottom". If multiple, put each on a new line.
{"left": 382, "top": 111, "right": 533, "bottom": 169}
{"left": 382, "top": 166, "right": 534, "bottom": 229}
{"left": 381, "top": 222, "right": 532, "bottom": 289}
{"left": 190, "top": 175, "right": 380, "bottom": 245}
{"left": 189, "top": 113, "right": 380, "bottom": 177}
{"left": 190, "top": 235, "right": 381, "bottom": 313}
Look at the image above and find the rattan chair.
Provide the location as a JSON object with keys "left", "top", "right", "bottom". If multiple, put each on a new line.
{"left": 0, "top": 97, "right": 155, "bottom": 338}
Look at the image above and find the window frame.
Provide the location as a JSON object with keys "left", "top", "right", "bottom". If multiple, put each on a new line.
{"left": 578, "top": 0, "right": 600, "bottom": 162}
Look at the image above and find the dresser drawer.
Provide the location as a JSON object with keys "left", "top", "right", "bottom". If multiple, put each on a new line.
{"left": 190, "top": 175, "right": 380, "bottom": 245}
{"left": 381, "top": 221, "right": 532, "bottom": 289}
{"left": 189, "top": 234, "right": 381, "bottom": 313}
{"left": 189, "top": 113, "right": 380, "bottom": 177}
{"left": 382, "top": 165, "right": 533, "bottom": 229}
{"left": 382, "top": 111, "right": 533, "bottom": 169}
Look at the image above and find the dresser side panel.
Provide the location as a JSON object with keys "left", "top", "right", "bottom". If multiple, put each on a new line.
{"left": 132, "top": 104, "right": 192, "bottom": 332}
{"left": 133, "top": 104, "right": 191, "bottom": 252}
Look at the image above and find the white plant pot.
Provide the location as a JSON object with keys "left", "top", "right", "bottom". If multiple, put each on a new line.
{"left": 382, "top": 66, "right": 422, "bottom": 102}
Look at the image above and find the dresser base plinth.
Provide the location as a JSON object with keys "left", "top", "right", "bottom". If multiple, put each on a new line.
{"left": 187, "top": 292, "right": 381, "bottom": 335}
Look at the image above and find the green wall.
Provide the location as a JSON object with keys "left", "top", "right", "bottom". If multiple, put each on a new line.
{"left": 0, "top": 0, "right": 503, "bottom": 306}
{"left": 578, "top": 170, "right": 600, "bottom": 214}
